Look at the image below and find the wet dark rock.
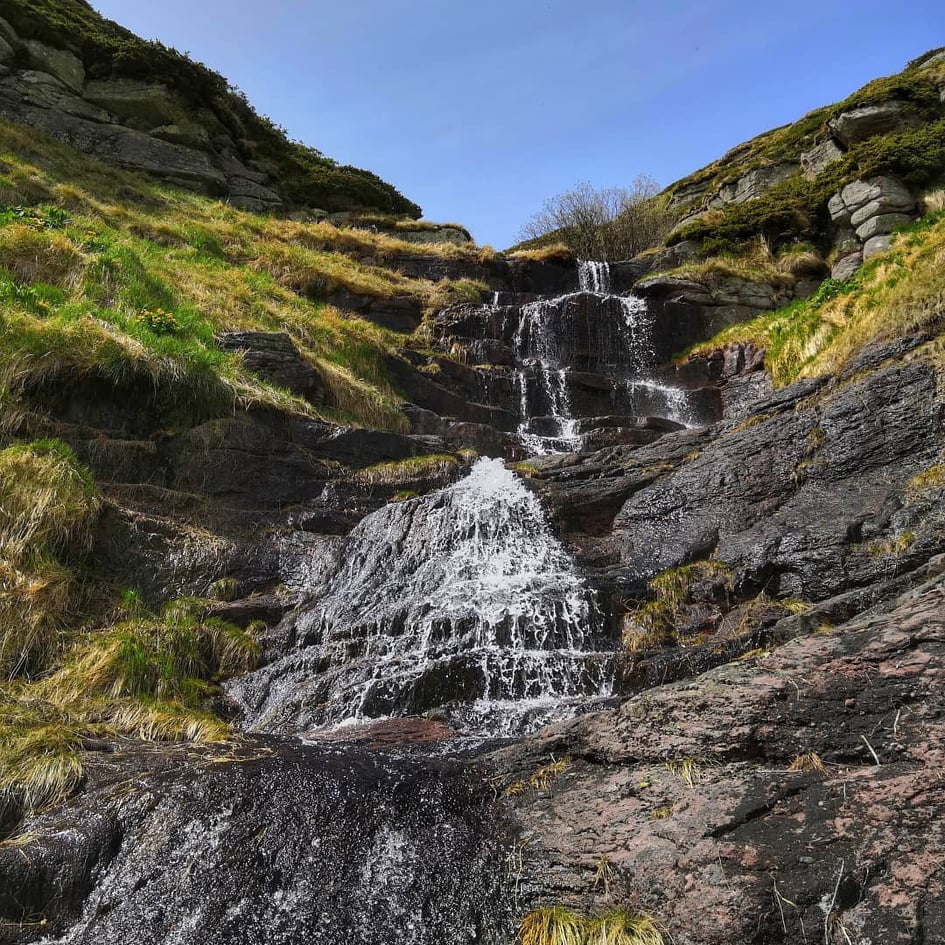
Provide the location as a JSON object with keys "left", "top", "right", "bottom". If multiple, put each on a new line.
{"left": 0, "top": 740, "right": 514, "bottom": 945}
{"left": 493, "top": 565, "right": 945, "bottom": 944}
{"left": 217, "top": 331, "right": 325, "bottom": 403}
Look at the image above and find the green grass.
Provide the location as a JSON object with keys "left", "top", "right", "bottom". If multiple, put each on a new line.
{"left": 0, "top": 118, "right": 500, "bottom": 433}
{"left": 0, "top": 440, "right": 100, "bottom": 678}
{"left": 0, "top": 444, "right": 259, "bottom": 825}
{"left": 687, "top": 204, "right": 945, "bottom": 383}
{"left": 354, "top": 453, "right": 460, "bottom": 485}
{"left": 623, "top": 561, "right": 732, "bottom": 653}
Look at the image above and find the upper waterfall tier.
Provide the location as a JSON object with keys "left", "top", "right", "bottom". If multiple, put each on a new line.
{"left": 227, "top": 458, "right": 616, "bottom": 737}
{"left": 433, "top": 261, "right": 708, "bottom": 455}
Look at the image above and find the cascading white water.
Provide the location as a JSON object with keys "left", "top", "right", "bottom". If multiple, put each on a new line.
{"left": 578, "top": 259, "right": 611, "bottom": 294}
{"left": 509, "top": 264, "right": 660, "bottom": 454}
{"left": 229, "top": 458, "right": 614, "bottom": 737}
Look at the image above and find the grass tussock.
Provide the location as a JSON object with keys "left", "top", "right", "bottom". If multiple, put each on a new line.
{"left": 354, "top": 453, "right": 459, "bottom": 485}
{"left": 622, "top": 561, "right": 731, "bottom": 653}
{"left": 1, "top": 596, "right": 258, "bottom": 820}
{"left": 0, "top": 444, "right": 255, "bottom": 822}
{"left": 788, "top": 751, "right": 827, "bottom": 774}
{"left": 0, "top": 440, "right": 100, "bottom": 678}
{"left": 507, "top": 243, "right": 575, "bottom": 264}
{"left": 518, "top": 908, "right": 664, "bottom": 945}
{"left": 505, "top": 757, "right": 572, "bottom": 797}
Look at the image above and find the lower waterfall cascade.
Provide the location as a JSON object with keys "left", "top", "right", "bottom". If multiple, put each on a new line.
{"left": 229, "top": 260, "right": 697, "bottom": 739}
{"left": 228, "top": 457, "right": 615, "bottom": 737}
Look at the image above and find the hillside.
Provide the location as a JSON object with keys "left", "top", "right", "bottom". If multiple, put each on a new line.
{"left": 0, "top": 8, "right": 944, "bottom": 945}
{"left": 0, "top": 0, "right": 420, "bottom": 215}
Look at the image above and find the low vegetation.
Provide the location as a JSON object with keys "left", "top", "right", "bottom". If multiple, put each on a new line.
{"left": 354, "top": 453, "right": 460, "bottom": 485}
{"left": 2, "top": 0, "right": 420, "bottom": 215}
{"left": 518, "top": 907, "right": 664, "bottom": 945}
{"left": 514, "top": 179, "right": 676, "bottom": 259}
{"left": 0, "top": 441, "right": 257, "bottom": 828}
{"left": 622, "top": 561, "right": 731, "bottom": 653}
{"left": 0, "top": 118, "right": 498, "bottom": 434}
{"left": 688, "top": 200, "right": 945, "bottom": 383}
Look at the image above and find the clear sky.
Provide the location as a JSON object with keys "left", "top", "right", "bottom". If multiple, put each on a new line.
{"left": 90, "top": 1, "right": 941, "bottom": 248}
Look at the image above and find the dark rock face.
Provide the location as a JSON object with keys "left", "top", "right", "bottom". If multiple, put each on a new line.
{"left": 1, "top": 740, "right": 514, "bottom": 945}
{"left": 217, "top": 331, "right": 325, "bottom": 403}
{"left": 493, "top": 562, "right": 945, "bottom": 945}
{"left": 527, "top": 337, "right": 945, "bottom": 608}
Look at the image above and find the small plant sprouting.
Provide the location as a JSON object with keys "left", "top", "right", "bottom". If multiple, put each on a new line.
{"left": 506, "top": 757, "right": 572, "bottom": 797}
{"left": 665, "top": 757, "right": 704, "bottom": 788}
{"left": 788, "top": 751, "right": 827, "bottom": 774}
{"left": 136, "top": 307, "right": 182, "bottom": 335}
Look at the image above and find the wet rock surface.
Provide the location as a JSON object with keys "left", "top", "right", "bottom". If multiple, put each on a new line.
{"left": 493, "top": 564, "right": 945, "bottom": 944}
{"left": 0, "top": 739, "right": 514, "bottom": 945}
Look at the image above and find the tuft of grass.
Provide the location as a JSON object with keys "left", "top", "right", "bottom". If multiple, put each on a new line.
{"left": 0, "top": 440, "right": 100, "bottom": 678}
{"left": 908, "top": 463, "right": 945, "bottom": 496}
{"left": 519, "top": 907, "right": 587, "bottom": 945}
{"left": 788, "top": 752, "right": 827, "bottom": 774}
{"left": 518, "top": 908, "right": 665, "bottom": 945}
{"left": 665, "top": 757, "right": 704, "bottom": 788}
{"left": 623, "top": 561, "right": 732, "bottom": 653}
{"left": 209, "top": 577, "right": 240, "bottom": 602}
{"left": 505, "top": 757, "right": 572, "bottom": 797}
{"left": 507, "top": 243, "right": 575, "bottom": 264}
{"left": 354, "top": 453, "right": 459, "bottom": 485}
{"left": 585, "top": 911, "right": 665, "bottom": 945}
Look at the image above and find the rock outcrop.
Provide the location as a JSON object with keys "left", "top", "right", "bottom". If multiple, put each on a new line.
{"left": 0, "top": 7, "right": 418, "bottom": 215}
{"left": 495, "top": 560, "right": 945, "bottom": 944}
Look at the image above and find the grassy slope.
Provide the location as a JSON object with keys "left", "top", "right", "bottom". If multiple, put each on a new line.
{"left": 2, "top": 0, "right": 421, "bottom": 216}
{"left": 688, "top": 195, "right": 945, "bottom": 384}
{"left": 0, "top": 118, "right": 492, "bottom": 434}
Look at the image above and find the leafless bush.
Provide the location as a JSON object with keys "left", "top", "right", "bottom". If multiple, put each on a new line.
{"left": 518, "top": 176, "right": 676, "bottom": 261}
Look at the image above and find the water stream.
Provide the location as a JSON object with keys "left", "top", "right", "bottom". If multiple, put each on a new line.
{"left": 229, "top": 458, "right": 614, "bottom": 737}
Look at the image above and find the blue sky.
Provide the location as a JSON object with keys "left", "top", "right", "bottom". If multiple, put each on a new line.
{"left": 91, "top": 1, "right": 941, "bottom": 247}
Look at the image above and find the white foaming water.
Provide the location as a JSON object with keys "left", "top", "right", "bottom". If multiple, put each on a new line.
{"left": 232, "top": 458, "right": 614, "bottom": 736}
{"left": 578, "top": 259, "right": 611, "bottom": 293}
{"left": 509, "top": 269, "right": 658, "bottom": 454}
{"left": 625, "top": 379, "right": 695, "bottom": 428}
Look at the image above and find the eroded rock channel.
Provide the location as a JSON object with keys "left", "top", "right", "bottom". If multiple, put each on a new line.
{"left": 3, "top": 261, "right": 944, "bottom": 945}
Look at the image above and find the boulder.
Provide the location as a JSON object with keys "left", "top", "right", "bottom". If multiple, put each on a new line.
{"left": 0, "top": 34, "right": 14, "bottom": 65}
{"left": 828, "top": 100, "right": 923, "bottom": 146}
{"left": 800, "top": 138, "right": 843, "bottom": 179}
{"left": 23, "top": 40, "right": 85, "bottom": 93}
{"left": 226, "top": 175, "right": 283, "bottom": 212}
{"left": 0, "top": 16, "right": 19, "bottom": 48}
{"left": 832, "top": 251, "right": 863, "bottom": 280}
{"left": 855, "top": 211, "right": 913, "bottom": 241}
{"left": 84, "top": 79, "right": 180, "bottom": 129}
{"left": 0, "top": 71, "right": 109, "bottom": 122}
{"left": 863, "top": 233, "right": 894, "bottom": 258}
{"left": 708, "top": 163, "right": 798, "bottom": 208}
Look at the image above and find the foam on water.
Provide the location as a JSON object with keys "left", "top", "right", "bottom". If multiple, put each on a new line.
{"left": 229, "top": 458, "right": 614, "bottom": 736}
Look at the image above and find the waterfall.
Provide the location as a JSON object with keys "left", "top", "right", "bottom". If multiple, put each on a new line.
{"left": 508, "top": 263, "right": 661, "bottom": 454}
{"left": 578, "top": 259, "right": 611, "bottom": 293}
{"left": 229, "top": 458, "right": 615, "bottom": 737}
